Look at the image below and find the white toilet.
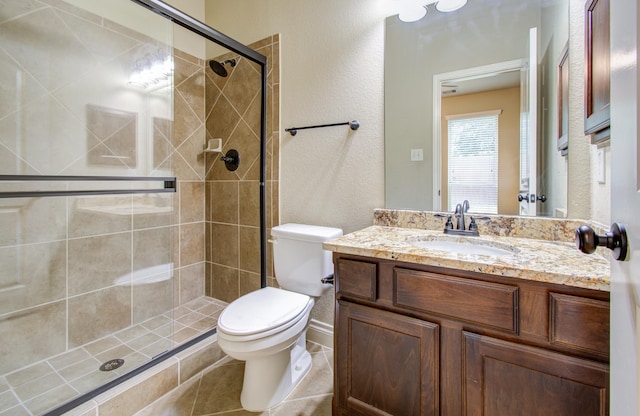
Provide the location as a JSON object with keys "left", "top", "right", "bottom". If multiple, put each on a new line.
{"left": 216, "top": 223, "right": 343, "bottom": 411}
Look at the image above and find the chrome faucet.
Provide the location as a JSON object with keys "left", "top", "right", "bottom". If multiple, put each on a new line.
{"left": 454, "top": 203, "right": 464, "bottom": 230}
{"left": 454, "top": 200, "right": 470, "bottom": 230}
{"left": 441, "top": 200, "right": 481, "bottom": 236}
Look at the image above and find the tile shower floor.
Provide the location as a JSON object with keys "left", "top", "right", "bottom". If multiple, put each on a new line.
{"left": 0, "top": 296, "right": 227, "bottom": 416}
{"left": 133, "top": 341, "right": 334, "bottom": 416}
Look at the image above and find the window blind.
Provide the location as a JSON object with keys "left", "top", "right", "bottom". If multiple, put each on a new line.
{"left": 447, "top": 112, "right": 499, "bottom": 214}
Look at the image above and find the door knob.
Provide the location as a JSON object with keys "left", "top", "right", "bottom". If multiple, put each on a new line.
{"left": 575, "top": 223, "right": 628, "bottom": 261}
{"left": 518, "top": 193, "right": 547, "bottom": 203}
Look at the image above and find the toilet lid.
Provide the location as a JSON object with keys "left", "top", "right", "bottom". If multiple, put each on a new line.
{"left": 217, "top": 287, "right": 311, "bottom": 336}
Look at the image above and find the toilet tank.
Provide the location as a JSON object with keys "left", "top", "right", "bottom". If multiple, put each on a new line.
{"left": 271, "top": 223, "right": 343, "bottom": 297}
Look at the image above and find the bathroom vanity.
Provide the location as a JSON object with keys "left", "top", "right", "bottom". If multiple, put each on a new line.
{"left": 325, "top": 211, "right": 610, "bottom": 416}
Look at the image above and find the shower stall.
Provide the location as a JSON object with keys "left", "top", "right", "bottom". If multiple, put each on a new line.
{"left": 0, "top": 0, "right": 277, "bottom": 414}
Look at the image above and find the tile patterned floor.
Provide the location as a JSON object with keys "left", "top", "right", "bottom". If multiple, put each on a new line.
{"left": 0, "top": 297, "right": 226, "bottom": 416}
{"left": 134, "top": 341, "right": 334, "bottom": 416}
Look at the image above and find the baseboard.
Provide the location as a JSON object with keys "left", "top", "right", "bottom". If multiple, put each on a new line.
{"left": 306, "top": 319, "right": 333, "bottom": 348}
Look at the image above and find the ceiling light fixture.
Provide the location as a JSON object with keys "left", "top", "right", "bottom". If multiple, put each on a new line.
{"left": 398, "top": 5, "right": 427, "bottom": 22}
{"left": 397, "top": 0, "right": 428, "bottom": 22}
{"left": 435, "top": 0, "right": 468, "bottom": 13}
{"left": 127, "top": 53, "right": 173, "bottom": 89}
{"left": 393, "top": 0, "right": 467, "bottom": 23}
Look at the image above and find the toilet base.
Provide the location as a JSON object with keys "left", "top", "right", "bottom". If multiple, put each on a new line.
{"left": 240, "top": 333, "right": 312, "bottom": 411}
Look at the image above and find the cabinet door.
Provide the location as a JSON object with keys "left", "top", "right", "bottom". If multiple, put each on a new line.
{"left": 584, "top": 0, "right": 610, "bottom": 142}
{"left": 463, "top": 332, "right": 609, "bottom": 416}
{"left": 335, "top": 301, "right": 439, "bottom": 416}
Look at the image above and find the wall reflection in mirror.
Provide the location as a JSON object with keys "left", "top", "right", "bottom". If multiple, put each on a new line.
{"left": 385, "top": 0, "right": 611, "bottom": 223}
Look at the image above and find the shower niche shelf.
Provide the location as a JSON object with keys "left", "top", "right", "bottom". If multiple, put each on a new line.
{"left": 204, "top": 138, "right": 223, "bottom": 153}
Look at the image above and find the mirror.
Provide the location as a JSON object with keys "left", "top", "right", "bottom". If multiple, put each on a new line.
{"left": 384, "top": 0, "right": 604, "bottom": 219}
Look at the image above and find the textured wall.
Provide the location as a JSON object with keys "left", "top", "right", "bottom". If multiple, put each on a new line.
{"left": 205, "top": 0, "right": 386, "bottom": 235}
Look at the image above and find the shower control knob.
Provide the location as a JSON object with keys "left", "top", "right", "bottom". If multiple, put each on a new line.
{"left": 575, "top": 223, "right": 628, "bottom": 261}
{"left": 220, "top": 149, "right": 240, "bottom": 172}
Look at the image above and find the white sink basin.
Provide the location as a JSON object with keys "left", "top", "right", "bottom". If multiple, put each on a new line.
{"left": 410, "top": 238, "right": 516, "bottom": 258}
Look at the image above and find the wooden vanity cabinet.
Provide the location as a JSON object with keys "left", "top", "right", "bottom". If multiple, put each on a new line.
{"left": 332, "top": 254, "right": 610, "bottom": 416}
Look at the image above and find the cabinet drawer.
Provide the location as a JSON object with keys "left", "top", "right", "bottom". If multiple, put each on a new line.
{"left": 549, "top": 293, "right": 609, "bottom": 358}
{"left": 336, "top": 259, "right": 377, "bottom": 301}
{"left": 394, "top": 268, "right": 518, "bottom": 333}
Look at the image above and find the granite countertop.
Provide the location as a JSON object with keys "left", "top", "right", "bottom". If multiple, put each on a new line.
{"left": 323, "top": 225, "right": 610, "bottom": 292}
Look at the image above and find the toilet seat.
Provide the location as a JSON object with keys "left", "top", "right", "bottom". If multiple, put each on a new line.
{"left": 217, "top": 287, "right": 312, "bottom": 341}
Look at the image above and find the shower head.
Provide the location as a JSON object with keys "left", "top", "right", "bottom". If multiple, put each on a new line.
{"left": 208, "top": 58, "right": 236, "bottom": 77}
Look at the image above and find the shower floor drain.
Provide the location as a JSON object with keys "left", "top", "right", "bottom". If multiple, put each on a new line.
{"left": 99, "top": 359, "right": 125, "bottom": 372}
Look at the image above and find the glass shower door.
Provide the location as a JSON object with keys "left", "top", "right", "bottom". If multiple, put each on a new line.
{"left": 0, "top": 1, "right": 175, "bottom": 413}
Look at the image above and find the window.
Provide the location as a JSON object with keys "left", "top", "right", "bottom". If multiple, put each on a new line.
{"left": 447, "top": 111, "right": 500, "bottom": 213}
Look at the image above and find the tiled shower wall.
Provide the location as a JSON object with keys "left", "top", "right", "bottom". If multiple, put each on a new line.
{"left": 205, "top": 36, "right": 280, "bottom": 302}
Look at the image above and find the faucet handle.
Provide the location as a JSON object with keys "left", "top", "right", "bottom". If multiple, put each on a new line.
{"left": 468, "top": 217, "right": 478, "bottom": 232}
{"left": 435, "top": 213, "right": 454, "bottom": 229}
{"left": 444, "top": 215, "right": 453, "bottom": 229}
{"left": 468, "top": 216, "right": 490, "bottom": 232}
{"left": 470, "top": 215, "right": 491, "bottom": 221}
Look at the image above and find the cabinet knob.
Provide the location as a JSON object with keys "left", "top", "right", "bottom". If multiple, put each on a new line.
{"left": 575, "top": 223, "right": 628, "bottom": 261}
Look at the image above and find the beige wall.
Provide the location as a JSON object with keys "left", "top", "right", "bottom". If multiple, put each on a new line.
{"left": 64, "top": 0, "right": 205, "bottom": 58}
{"left": 205, "top": 0, "right": 386, "bottom": 235}
{"left": 166, "top": 0, "right": 207, "bottom": 59}
{"left": 441, "top": 87, "right": 521, "bottom": 215}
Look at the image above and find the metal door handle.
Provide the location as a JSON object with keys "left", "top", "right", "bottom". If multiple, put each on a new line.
{"left": 575, "top": 222, "right": 628, "bottom": 261}
{"left": 518, "top": 193, "right": 546, "bottom": 203}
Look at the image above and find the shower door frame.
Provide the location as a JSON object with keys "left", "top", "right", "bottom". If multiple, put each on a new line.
{"left": 45, "top": 2, "right": 268, "bottom": 415}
